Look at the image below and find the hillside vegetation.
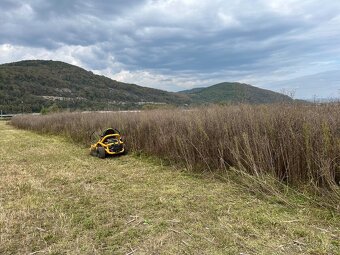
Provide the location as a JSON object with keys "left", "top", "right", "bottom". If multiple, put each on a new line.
{"left": 11, "top": 104, "right": 340, "bottom": 209}
{"left": 180, "top": 82, "right": 293, "bottom": 104}
{"left": 0, "top": 60, "right": 190, "bottom": 113}
{"left": 0, "top": 60, "right": 293, "bottom": 113}
{"left": 1, "top": 122, "right": 339, "bottom": 254}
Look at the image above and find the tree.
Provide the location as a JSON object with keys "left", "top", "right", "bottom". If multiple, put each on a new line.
{"left": 40, "top": 103, "right": 60, "bottom": 115}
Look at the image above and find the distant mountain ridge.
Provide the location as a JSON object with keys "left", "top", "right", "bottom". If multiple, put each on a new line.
{"left": 180, "top": 82, "right": 293, "bottom": 104}
{"left": 0, "top": 60, "right": 190, "bottom": 113}
{"left": 0, "top": 60, "right": 293, "bottom": 113}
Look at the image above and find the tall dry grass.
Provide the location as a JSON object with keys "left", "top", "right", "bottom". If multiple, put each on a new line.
{"left": 11, "top": 104, "right": 340, "bottom": 194}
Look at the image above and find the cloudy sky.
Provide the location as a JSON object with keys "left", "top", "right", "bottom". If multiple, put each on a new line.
{"left": 1, "top": 0, "right": 340, "bottom": 98}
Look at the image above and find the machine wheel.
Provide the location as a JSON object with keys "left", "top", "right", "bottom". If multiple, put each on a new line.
{"left": 90, "top": 148, "right": 97, "bottom": 157}
{"left": 97, "top": 147, "right": 106, "bottom": 159}
{"left": 122, "top": 147, "right": 128, "bottom": 155}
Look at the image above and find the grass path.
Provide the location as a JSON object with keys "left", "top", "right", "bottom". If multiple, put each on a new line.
{"left": 0, "top": 122, "right": 339, "bottom": 254}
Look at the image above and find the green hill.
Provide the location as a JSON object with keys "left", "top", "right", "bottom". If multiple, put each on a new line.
{"left": 180, "top": 82, "right": 293, "bottom": 104}
{"left": 0, "top": 60, "right": 190, "bottom": 113}
{"left": 0, "top": 60, "right": 293, "bottom": 113}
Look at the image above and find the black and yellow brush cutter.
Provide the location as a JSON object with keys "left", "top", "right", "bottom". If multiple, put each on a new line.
{"left": 90, "top": 128, "right": 126, "bottom": 158}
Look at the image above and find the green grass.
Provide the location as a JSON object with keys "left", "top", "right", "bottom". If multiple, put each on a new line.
{"left": 0, "top": 122, "right": 339, "bottom": 254}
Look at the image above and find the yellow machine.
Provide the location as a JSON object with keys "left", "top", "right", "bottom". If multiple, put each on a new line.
{"left": 90, "top": 128, "right": 126, "bottom": 158}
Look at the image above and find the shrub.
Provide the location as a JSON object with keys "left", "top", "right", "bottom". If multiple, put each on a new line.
{"left": 11, "top": 104, "right": 340, "bottom": 194}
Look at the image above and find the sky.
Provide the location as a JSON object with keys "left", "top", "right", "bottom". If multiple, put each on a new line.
{"left": 1, "top": 0, "right": 340, "bottom": 98}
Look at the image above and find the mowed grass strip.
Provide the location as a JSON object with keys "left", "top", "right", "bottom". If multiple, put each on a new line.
{"left": 0, "top": 122, "right": 339, "bottom": 255}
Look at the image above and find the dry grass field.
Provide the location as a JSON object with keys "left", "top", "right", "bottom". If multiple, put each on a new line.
{"left": 11, "top": 104, "right": 340, "bottom": 205}
{"left": 1, "top": 121, "right": 340, "bottom": 254}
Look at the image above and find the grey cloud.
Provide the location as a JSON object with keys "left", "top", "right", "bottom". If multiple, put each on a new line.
{"left": 1, "top": 0, "right": 340, "bottom": 97}
{"left": 0, "top": 0, "right": 22, "bottom": 10}
{"left": 0, "top": 0, "right": 145, "bottom": 48}
{"left": 268, "top": 70, "right": 340, "bottom": 98}
{"left": 30, "top": 0, "right": 146, "bottom": 19}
